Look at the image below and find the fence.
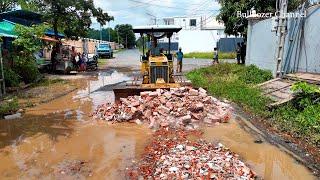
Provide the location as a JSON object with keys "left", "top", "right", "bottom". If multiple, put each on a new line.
{"left": 246, "top": 4, "right": 320, "bottom": 75}
{"left": 217, "top": 38, "right": 244, "bottom": 52}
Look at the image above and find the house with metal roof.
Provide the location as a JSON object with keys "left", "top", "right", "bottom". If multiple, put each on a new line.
{"left": 0, "top": 10, "right": 65, "bottom": 39}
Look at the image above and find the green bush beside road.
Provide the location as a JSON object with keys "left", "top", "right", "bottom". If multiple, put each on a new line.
{"left": 187, "top": 64, "right": 320, "bottom": 146}
{"left": 0, "top": 97, "right": 19, "bottom": 118}
{"left": 272, "top": 82, "right": 320, "bottom": 145}
{"left": 184, "top": 52, "right": 236, "bottom": 59}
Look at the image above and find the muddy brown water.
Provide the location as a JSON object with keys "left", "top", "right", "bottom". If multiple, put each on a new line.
{"left": 0, "top": 71, "right": 316, "bottom": 179}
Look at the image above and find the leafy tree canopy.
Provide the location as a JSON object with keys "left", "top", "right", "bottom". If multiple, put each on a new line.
{"left": 217, "top": 0, "right": 301, "bottom": 37}
{"left": 115, "top": 24, "right": 136, "bottom": 48}
{"left": 86, "top": 28, "right": 120, "bottom": 42}
{"left": 23, "top": 0, "right": 114, "bottom": 39}
{"left": 0, "top": 0, "right": 18, "bottom": 13}
{"left": 13, "top": 24, "right": 49, "bottom": 56}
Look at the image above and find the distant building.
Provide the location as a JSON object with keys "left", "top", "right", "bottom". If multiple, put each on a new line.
{"left": 157, "top": 15, "right": 227, "bottom": 53}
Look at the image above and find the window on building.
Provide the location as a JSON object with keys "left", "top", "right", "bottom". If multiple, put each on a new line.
{"left": 190, "top": 19, "right": 197, "bottom": 27}
{"left": 164, "top": 18, "right": 174, "bottom": 25}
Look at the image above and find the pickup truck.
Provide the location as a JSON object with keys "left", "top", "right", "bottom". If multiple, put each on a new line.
{"left": 96, "top": 43, "right": 113, "bottom": 58}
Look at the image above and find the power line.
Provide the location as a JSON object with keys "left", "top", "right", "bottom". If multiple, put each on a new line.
{"left": 111, "top": 0, "right": 155, "bottom": 12}
{"left": 187, "top": 0, "right": 212, "bottom": 16}
{"left": 128, "top": 0, "right": 215, "bottom": 11}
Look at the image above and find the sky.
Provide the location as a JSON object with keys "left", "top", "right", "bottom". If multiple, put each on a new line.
{"left": 91, "top": 0, "right": 221, "bottom": 29}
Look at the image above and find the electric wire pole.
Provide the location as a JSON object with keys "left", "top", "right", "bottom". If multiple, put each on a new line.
{"left": 0, "top": 42, "right": 5, "bottom": 97}
{"left": 100, "top": 24, "right": 103, "bottom": 41}
{"left": 126, "top": 34, "right": 128, "bottom": 49}
{"left": 275, "top": 0, "right": 288, "bottom": 78}
{"left": 108, "top": 21, "right": 111, "bottom": 42}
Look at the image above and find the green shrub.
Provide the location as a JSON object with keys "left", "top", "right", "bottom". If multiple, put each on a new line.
{"left": 0, "top": 97, "right": 19, "bottom": 117}
{"left": 4, "top": 67, "right": 20, "bottom": 87}
{"left": 291, "top": 82, "right": 320, "bottom": 110}
{"left": 13, "top": 56, "right": 40, "bottom": 84}
{"left": 272, "top": 82, "right": 320, "bottom": 145}
{"left": 239, "top": 65, "right": 273, "bottom": 84}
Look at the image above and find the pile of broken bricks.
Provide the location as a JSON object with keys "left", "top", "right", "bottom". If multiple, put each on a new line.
{"left": 93, "top": 87, "right": 233, "bottom": 130}
{"left": 127, "top": 128, "right": 257, "bottom": 179}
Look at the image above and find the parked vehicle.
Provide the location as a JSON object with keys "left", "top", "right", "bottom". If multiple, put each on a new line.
{"left": 97, "top": 43, "right": 113, "bottom": 58}
{"left": 55, "top": 45, "right": 78, "bottom": 74}
{"left": 85, "top": 54, "right": 98, "bottom": 71}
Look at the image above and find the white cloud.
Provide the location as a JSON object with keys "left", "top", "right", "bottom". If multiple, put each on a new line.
{"left": 92, "top": 0, "right": 220, "bottom": 28}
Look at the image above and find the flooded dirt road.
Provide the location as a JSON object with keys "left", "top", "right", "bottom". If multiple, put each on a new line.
{"left": 0, "top": 50, "right": 316, "bottom": 179}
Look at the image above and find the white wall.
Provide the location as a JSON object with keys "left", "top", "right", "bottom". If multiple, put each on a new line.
{"left": 178, "top": 30, "right": 221, "bottom": 53}
{"left": 296, "top": 5, "right": 320, "bottom": 73}
{"left": 246, "top": 5, "right": 320, "bottom": 75}
{"left": 246, "top": 18, "right": 278, "bottom": 75}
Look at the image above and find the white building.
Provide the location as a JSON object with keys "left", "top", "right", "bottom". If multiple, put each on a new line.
{"left": 158, "top": 15, "right": 226, "bottom": 53}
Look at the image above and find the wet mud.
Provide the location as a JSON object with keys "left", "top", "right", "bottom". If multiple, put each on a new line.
{"left": 0, "top": 53, "right": 317, "bottom": 179}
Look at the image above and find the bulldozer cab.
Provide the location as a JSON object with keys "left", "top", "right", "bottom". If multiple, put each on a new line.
{"left": 133, "top": 25, "right": 182, "bottom": 85}
{"left": 113, "top": 25, "right": 184, "bottom": 99}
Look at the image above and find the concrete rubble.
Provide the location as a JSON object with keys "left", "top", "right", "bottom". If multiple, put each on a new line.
{"left": 93, "top": 87, "right": 233, "bottom": 129}
{"left": 94, "top": 87, "right": 256, "bottom": 179}
{"left": 127, "top": 128, "right": 256, "bottom": 179}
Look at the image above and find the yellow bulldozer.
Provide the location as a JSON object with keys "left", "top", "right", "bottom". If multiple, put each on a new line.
{"left": 114, "top": 25, "right": 189, "bottom": 98}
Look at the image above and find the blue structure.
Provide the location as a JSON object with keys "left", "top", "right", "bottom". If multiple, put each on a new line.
{"left": 0, "top": 10, "right": 65, "bottom": 38}
{"left": 217, "top": 38, "right": 244, "bottom": 52}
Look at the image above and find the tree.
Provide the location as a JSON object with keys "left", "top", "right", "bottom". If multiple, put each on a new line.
{"left": 13, "top": 24, "right": 49, "bottom": 57}
{"left": 115, "top": 24, "right": 136, "bottom": 48}
{"left": 12, "top": 24, "right": 49, "bottom": 83}
{"left": 217, "top": 0, "right": 301, "bottom": 37}
{"left": 86, "top": 28, "right": 120, "bottom": 42}
{"left": 0, "top": 0, "right": 17, "bottom": 13}
{"left": 24, "top": 0, "right": 114, "bottom": 39}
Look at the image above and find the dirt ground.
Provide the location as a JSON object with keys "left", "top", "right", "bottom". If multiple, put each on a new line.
{"left": 0, "top": 49, "right": 317, "bottom": 179}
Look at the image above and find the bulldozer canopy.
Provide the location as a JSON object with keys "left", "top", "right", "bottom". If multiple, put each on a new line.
{"left": 133, "top": 25, "right": 182, "bottom": 33}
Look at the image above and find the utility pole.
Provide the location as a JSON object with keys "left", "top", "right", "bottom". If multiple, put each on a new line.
{"left": 117, "top": 30, "right": 120, "bottom": 45}
{"left": 108, "top": 21, "right": 111, "bottom": 42}
{"left": 100, "top": 24, "right": 103, "bottom": 41}
{"left": 126, "top": 34, "right": 128, "bottom": 49}
{"left": 275, "top": 0, "right": 288, "bottom": 78}
{"left": 117, "top": 29, "right": 120, "bottom": 49}
{"left": 0, "top": 42, "right": 5, "bottom": 97}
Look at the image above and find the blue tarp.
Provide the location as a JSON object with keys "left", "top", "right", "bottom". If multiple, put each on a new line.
{"left": 45, "top": 29, "right": 65, "bottom": 38}
{"left": 0, "top": 10, "right": 65, "bottom": 38}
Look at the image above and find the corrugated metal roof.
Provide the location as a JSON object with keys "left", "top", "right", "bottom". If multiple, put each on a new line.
{"left": 0, "top": 20, "right": 17, "bottom": 38}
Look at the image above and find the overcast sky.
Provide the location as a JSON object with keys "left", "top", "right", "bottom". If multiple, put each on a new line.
{"left": 91, "top": 0, "right": 221, "bottom": 29}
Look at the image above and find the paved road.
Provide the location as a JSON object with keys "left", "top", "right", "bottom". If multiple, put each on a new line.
{"left": 106, "top": 49, "right": 213, "bottom": 73}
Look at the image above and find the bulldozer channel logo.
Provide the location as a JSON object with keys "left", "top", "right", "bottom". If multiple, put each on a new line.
{"left": 237, "top": 9, "right": 306, "bottom": 19}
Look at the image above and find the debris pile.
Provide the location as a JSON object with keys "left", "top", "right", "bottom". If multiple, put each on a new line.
{"left": 93, "top": 87, "right": 232, "bottom": 129}
{"left": 127, "top": 128, "right": 256, "bottom": 179}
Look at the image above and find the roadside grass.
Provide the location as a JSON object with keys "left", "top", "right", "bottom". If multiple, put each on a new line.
{"left": 31, "top": 78, "right": 65, "bottom": 87}
{"left": 98, "top": 59, "right": 108, "bottom": 66}
{"left": 184, "top": 52, "right": 236, "bottom": 59}
{"left": 271, "top": 82, "right": 320, "bottom": 146}
{"left": 0, "top": 96, "right": 19, "bottom": 118}
{"left": 187, "top": 64, "right": 320, "bottom": 146}
{"left": 1, "top": 78, "right": 70, "bottom": 118}
{"left": 187, "top": 63, "right": 272, "bottom": 115}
